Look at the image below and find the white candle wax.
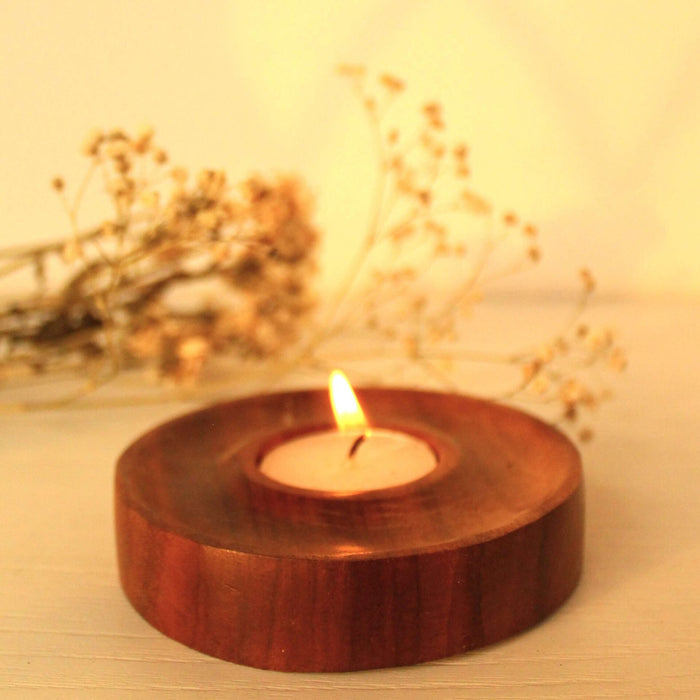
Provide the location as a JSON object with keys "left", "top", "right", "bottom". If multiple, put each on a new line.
{"left": 259, "top": 428, "right": 436, "bottom": 493}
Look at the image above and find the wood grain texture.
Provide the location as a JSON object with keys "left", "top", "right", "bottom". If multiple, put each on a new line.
{"left": 115, "top": 389, "right": 583, "bottom": 672}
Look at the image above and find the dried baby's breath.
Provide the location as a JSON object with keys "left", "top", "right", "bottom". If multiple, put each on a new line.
{"left": 0, "top": 68, "right": 625, "bottom": 435}
{"left": 321, "top": 67, "right": 626, "bottom": 432}
{"left": 0, "top": 129, "right": 318, "bottom": 401}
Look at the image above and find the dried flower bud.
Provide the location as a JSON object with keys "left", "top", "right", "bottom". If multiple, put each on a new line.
{"left": 114, "top": 156, "right": 131, "bottom": 174}
{"left": 134, "top": 124, "right": 154, "bottom": 153}
{"left": 423, "top": 102, "right": 444, "bottom": 129}
{"left": 453, "top": 144, "right": 469, "bottom": 160}
{"left": 580, "top": 267, "right": 595, "bottom": 292}
{"left": 564, "top": 404, "right": 578, "bottom": 422}
{"left": 337, "top": 64, "right": 366, "bottom": 78}
{"left": 106, "top": 140, "right": 129, "bottom": 159}
{"left": 561, "top": 378, "right": 584, "bottom": 404}
{"left": 380, "top": 73, "right": 404, "bottom": 92}
{"left": 586, "top": 328, "right": 612, "bottom": 351}
{"left": 107, "top": 128, "right": 127, "bottom": 141}
{"left": 81, "top": 128, "right": 103, "bottom": 156}
{"left": 609, "top": 347, "right": 627, "bottom": 372}
{"left": 578, "top": 427, "right": 594, "bottom": 442}
{"left": 522, "top": 360, "right": 542, "bottom": 382}
{"left": 434, "top": 240, "right": 449, "bottom": 256}
{"left": 460, "top": 190, "right": 491, "bottom": 215}
{"left": 51, "top": 177, "right": 65, "bottom": 192}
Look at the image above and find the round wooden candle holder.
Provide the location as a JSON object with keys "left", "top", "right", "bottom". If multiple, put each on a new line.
{"left": 115, "top": 388, "right": 583, "bottom": 672}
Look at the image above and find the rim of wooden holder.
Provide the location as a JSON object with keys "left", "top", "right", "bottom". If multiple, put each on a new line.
{"left": 115, "top": 388, "right": 583, "bottom": 672}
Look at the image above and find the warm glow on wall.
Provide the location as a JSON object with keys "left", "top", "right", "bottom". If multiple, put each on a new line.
{"left": 0, "top": 0, "right": 699, "bottom": 296}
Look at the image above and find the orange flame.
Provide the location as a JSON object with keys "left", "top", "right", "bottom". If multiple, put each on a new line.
{"left": 329, "top": 370, "right": 368, "bottom": 432}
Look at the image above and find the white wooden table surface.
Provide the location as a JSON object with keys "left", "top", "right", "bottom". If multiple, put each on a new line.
{"left": 1, "top": 300, "right": 698, "bottom": 698}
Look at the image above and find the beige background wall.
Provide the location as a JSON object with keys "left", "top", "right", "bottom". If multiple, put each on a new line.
{"left": 1, "top": 0, "right": 699, "bottom": 298}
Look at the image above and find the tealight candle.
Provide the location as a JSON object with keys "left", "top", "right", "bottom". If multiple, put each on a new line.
{"left": 260, "top": 428, "right": 436, "bottom": 492}
{"left": 116, "top": 381, "right": 584, "bottom": 672}
{"left": 259, "top": 371, "right": 436, "bottom": 492}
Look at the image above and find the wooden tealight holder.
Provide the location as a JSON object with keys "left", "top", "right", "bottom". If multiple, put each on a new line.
{"left": 115, "top": 389, "right": 583, "bottom": 672}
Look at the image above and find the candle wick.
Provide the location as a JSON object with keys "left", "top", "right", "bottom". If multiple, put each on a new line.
{"left": 348, "top": 433, "right": 367, "bottom": 459}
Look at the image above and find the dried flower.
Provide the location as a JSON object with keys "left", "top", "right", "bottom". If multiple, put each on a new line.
{"left": 380, "top": 73, "right": 404, "bottom": 93}
{"left": 337, "top": 64, "right": 365, "bottom": 79}
{"left": 0, "top": 127, "right": 318, "bottom": 395}
{"left": 81, "top": 128, "right": 103, "bottom": 156}
{"left": 580, "top": 267, "right": 596, "bottom": 292}
{"left": 503, "top": 211, "right": 518, "bottom": 226}
{"left": 423, "top": 102, "right": 444, "bottom": 129}
{"left": 0, "top": 69, "right": 624, "bottom": 439}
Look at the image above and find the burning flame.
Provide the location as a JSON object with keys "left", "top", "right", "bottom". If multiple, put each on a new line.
{"left": 329, "top": 370, "right": 368, "bottom": 433}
